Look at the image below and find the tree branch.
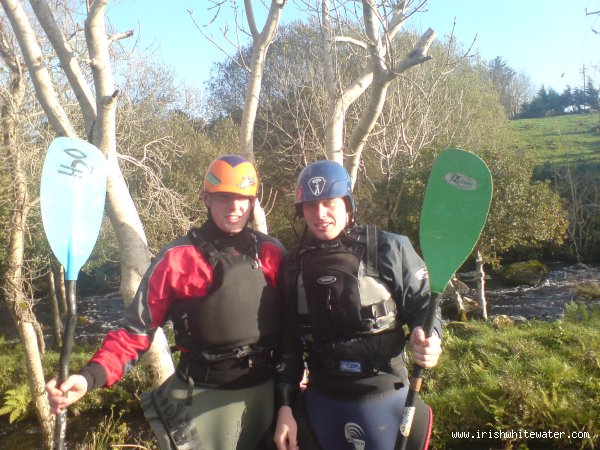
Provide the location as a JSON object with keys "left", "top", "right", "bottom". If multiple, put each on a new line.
{"left": 0, "top": 0, "right": 76, "bottom": 136}
{"left": 108, "top": 29, "right": 134, "bottom": 44}
{"left": 244, "top": 0, "right": 259, "bottom": 39}
{"left": 391, "top": 27, "right": 435, "bottom": 75}
{"left": 333, "top": 35, "right": 368, "bottom": 49}
{"left": 29, "top": 0, "right": 97, "bottom": 132}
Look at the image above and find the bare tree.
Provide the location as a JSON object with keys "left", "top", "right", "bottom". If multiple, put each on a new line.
{"left": 556, "top": 165, "right": 600, "bottom": 258}
{"left": 191, "top": 0, "right": 286, "bottom": 232}
{"left": 239, "top": 0, "right": 286, "bottom": 231}
{"left": 0, "top": 0, "right": 173, "bottom": 411}
{"left": 317, "top": 0, "right": 435, "bottom": 186}
{"left": 0, "top": 18, "right": 54, "bottom": 448}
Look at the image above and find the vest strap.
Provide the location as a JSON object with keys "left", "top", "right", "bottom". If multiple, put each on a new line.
{"left": 365, "top": 224, "right": 378, "bottom": 277}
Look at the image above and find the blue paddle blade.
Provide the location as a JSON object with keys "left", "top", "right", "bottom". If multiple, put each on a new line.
{"left": 40, "top": 137, "right": 107, "bottom": 281}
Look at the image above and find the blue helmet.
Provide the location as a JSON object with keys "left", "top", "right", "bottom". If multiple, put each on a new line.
{"left": 295, "top": 160, "right": 355, "bottom": 217}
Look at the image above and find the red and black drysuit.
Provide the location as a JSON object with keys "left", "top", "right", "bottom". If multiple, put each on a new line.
{"left": 79, "top": 219, "right": 285, "bottom": 392}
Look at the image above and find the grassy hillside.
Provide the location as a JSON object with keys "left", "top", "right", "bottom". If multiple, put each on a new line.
{"left": 510, "top": 113, "right": 600, "bottom": 167}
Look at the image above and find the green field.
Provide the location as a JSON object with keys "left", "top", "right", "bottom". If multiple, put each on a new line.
{"left": 511, "top": 113, "right": 600, "bottom": 167}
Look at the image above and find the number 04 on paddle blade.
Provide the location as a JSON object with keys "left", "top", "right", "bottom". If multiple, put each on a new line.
{"left": 40, "top": 137, "right": 107, "bottom": 280}
{"left": 419, "top": 148, "right": 493, "bottom": 294}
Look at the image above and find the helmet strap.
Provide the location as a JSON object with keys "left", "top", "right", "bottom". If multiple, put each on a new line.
{"left": 249, "top": 198, "right": 256, "bottom": 223}
{"left": 292, "top": 215, "right": 309, "bottom": 244}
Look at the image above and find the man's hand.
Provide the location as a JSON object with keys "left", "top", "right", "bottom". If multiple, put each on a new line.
{"left": 45, "top": 374, "right": 88, "bottom": 414}
{"left": 274, "top": 405, "right": 299, "bottom": 450}
{"left": 409, "top": 326, "right": 442, "bottom": 368}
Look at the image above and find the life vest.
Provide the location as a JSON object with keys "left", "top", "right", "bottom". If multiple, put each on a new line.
{"left": 168, "top": 227, "right": 281, "bottom": 388}
{"left": 289, "top": 225, "right": 398, "bottom": 342}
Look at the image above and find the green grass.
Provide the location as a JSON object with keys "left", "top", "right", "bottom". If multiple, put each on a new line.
{"left": 424, "top": 302, "right": 600, "bottom": 450}
{"left": 510, "top": 113, "right": 600, "bottom": 167}
{"left": 2, "top": 304, "right": 600, "bottom": 449}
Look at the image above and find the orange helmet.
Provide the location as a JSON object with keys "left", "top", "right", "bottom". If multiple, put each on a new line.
{"left": 204, "top": 155, "right": 258, "bottom": 197}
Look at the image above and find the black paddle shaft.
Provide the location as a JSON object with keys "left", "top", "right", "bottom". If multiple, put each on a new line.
{"left": 54, "top": 280, "right": 77, "bottom": 450}
{"left": 396, "top": 292, "right": 441, "bottom": 450}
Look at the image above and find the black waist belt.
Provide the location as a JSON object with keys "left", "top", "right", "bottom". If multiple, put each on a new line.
{"left": 196, "top": 344, "right": 272, "bottom": 365}
{"left": 178, "top": 345, "right": 275, "bottom": 390}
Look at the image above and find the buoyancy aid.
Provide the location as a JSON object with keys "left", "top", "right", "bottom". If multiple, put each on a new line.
{"left": 168, "top": 225, "right": 282, "bottom": 388}
{"left": 292, "top": 225, "right": 398, "bottom": 342}
{"left": 286, "top": 225, "right": 409, "bottom": 379}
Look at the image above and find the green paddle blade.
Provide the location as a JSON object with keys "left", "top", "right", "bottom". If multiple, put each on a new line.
{"left": 419, "top": 148, "right": 493, "bottom": 293}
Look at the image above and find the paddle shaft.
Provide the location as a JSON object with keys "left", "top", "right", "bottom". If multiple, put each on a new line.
{"left": 396, "top": 292, "right": 441, "bottom": 450}
{"left": 54, "top": 280, "right": 77, "bottom": 450}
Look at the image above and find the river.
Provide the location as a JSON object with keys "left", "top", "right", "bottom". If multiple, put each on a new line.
{"left": 483, "top": 262, "right": 600, "bottom": 321}
{"left": 1, "top": 263, "right": 599, "bottom": 344}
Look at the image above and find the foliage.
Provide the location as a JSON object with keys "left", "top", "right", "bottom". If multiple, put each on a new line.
{"left": 519, "top": 82, "right": 600, "bottom": 118}
{"left": 84, "top": 409, "right": 130, "bottom": 450}
{"left": 0, "top": 383, "right": 31, "bottom": 424}
{"left": 574, "top": 282, "right": 600, "bottom": 300}
{"left": 201, "top": 20, "right": 569, "bottom": 266}
{"left": 0, "top": 336, "right": 153, "bottom": 424}
{"left": 0, "top": 338, "right": 30, "bottom": 395}
{"left": 42, "top": 346, "right": 154, "bottom": 417}
{"left": 484, "top": 56, "right": 534, "bottom": 118}
{"left": 5, "top": 309, "right": 599, "bottom": 449}
{"left": 425, "top": 305, "right": 600, "bottom": 449}
{"left": 82, "top": 407, "right": 158, "bottom": 450}
{"left": 477, "top": 145, "right": 568, "bottom": 267}
{"left": 112, "top": 57, "right": 212, "bottom": 254}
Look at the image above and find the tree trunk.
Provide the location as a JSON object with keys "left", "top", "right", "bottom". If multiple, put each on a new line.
{"left": 0, "top": 22, "right": 54, "bottom": 447}
{"left": 85, "top": 0, "right": 174, "bottom": 386}
{"left": 321, "top": 0, "right": 372, "bottom": 164}
{"left": 476, "top": 249, "right": 488, "bottom": 321}
{"left": 450, "top": 277, "right": 467, "bottom": 322}
{"left": 3, "top": 193, "right": 54, "bottom": 449}
{"left": 13, "top": 314, "right": 54, "bottom": 449}
{"left": 238, "top": 0, "right": 284, "bottom": 234}
{"left": 239, "top": 0, "right": 284, "bottom": 159}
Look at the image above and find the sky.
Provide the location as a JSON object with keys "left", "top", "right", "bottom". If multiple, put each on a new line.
{"left": 106, "top": 0, "right": 600, "bottom": 95}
